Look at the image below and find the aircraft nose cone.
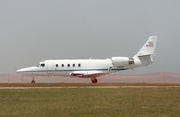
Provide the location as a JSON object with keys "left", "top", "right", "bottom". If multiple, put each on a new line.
{"left": 16, "top": 68, "right": 30, "bottom": 73}
{"left": 16, "top": 67, "right": 36, "bottom": 73}
{"left": 16, "top": 69, "right": 24, "bottom": 73}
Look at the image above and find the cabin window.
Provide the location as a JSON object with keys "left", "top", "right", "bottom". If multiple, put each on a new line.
{"left": 73, "top": 64, "right": 75, "bottom": 67}
{"left": 62, "top": 64, "right": 64, "bottom": 67}
{"left": 78, "top": 64, "right": 81, "bottom": 67}
{"left": 68, "top": 64, "right": 70, "bottom": 67}
{"left": 56, "top": 64, "right": 58, "bottom": 67}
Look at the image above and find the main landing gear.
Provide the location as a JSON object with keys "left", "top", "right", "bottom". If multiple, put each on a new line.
{"left": 31, "top": 77, "right": 35, "bottom": 83}
{"left": 91, "top": 76, "right": 98, "bottom": 83}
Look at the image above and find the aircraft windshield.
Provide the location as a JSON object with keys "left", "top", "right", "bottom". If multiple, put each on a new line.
{"left": 38, "top": 63, "right": 45, "bottom": 67}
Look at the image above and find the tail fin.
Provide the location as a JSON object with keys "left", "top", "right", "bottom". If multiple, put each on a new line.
{"left": 134, "top": 36, "right": 157, "bottom": 57}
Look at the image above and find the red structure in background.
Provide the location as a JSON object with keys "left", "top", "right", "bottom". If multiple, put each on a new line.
{"left": 0, "top": 72, "right": 180, "bottom": 84}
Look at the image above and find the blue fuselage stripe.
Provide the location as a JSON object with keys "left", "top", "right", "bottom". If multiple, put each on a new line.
{"left": 21, "top": 68, "right": 128, "bottom": 73}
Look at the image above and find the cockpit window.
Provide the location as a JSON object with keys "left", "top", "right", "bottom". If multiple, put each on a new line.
{"left": 38, "top": 63, "right": 45, "bottom": 67}
{"left": 41, "top": 64, "right": 45, "bottom": 67}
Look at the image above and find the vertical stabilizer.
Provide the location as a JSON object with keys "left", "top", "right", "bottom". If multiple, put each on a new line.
{"left": 134, "top": 36, "right": 157, "bottom": 57}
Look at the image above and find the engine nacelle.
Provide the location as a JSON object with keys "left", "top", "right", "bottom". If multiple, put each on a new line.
{"left": 111, "top": 57, "right": 134, "bottom": 66}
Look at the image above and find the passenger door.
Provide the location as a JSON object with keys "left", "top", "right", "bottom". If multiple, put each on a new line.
{"left": 47, "top": 61, "right": 54, "bottom": 74}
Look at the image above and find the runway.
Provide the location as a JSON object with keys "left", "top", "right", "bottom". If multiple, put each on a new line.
{"left": 0, "top": 85, "right": 178, "bottom": 89}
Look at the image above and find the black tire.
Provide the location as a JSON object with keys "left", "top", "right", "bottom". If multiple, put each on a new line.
{"left": 31, "top": 80, "right": 35, "bottom": 83}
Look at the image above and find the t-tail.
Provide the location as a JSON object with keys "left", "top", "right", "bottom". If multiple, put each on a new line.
{"left": 133, "top": 36, "right": 158, "bottom": 67}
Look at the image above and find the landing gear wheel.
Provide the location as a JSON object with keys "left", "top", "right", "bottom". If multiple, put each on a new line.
{"left": 31, "top": 80, "right": 35, "bottom": 83}
{"left": 92, "top": 79, "right": 97, "bottom": 83}
{"left": 91, "top": 76, "right": 98, "bottom": 83}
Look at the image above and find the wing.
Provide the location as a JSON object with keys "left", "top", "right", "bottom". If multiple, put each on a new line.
{"left": 70, "top": 71, "right": 107, "bottom": 78}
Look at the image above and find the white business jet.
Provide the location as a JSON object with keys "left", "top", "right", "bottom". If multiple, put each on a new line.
{"left": 16, "top": 36, "right": 157, "bottom": 83}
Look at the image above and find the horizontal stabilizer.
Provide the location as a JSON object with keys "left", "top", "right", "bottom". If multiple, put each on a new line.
{"left": 137, "top": 54, "right": 151, "bottom": 57}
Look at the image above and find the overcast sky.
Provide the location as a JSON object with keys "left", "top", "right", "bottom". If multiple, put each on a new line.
{"left": 0, "top": 0, "right": 180, "bottom": 74}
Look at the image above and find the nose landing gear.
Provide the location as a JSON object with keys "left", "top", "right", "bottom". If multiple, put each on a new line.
{"left": 31, "top": 77, "right": 35, "bottom": 83}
